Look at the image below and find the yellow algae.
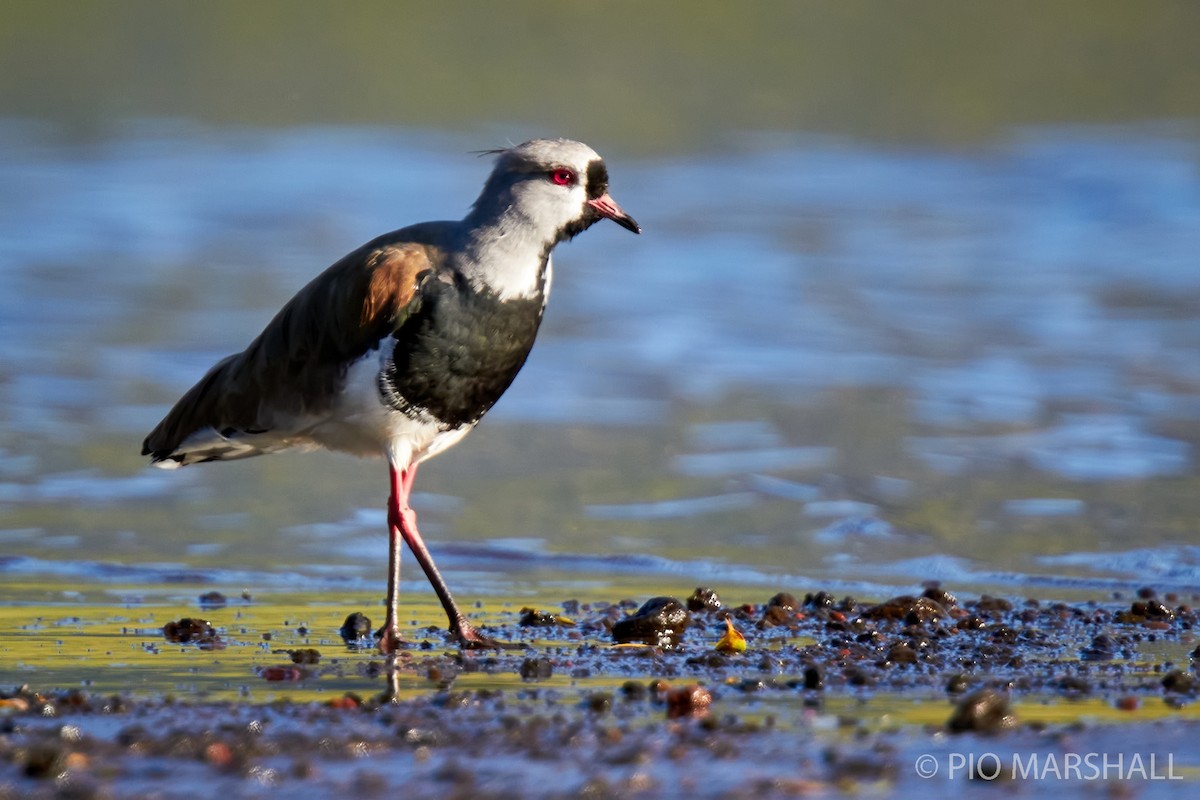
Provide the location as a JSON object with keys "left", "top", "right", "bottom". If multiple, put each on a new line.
{"left": 3, "top": 577, "right": 1200, "bottom": 741}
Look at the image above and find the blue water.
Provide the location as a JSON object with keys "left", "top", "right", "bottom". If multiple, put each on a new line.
{"left": 0, "top": 121, "right": 1197, "bottom": 599}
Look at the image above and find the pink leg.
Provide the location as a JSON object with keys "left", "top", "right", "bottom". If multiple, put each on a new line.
{"left": 378, "top": 467, "right": 408, "bottom": 654}
{"left": 382, "top": 462, "right": 498, "bottom": 649}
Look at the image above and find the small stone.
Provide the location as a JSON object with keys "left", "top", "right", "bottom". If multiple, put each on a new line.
{"left": 686, "top": 587, "right": 723, "bottom": 614}
{"left": 665, "top": 685, "right": 712, "bottom": 719}
{"left": 1115, "top": 696, "right": 1140, "bottom": 712}
{"left": 956, "top": 615, "right": 986, "bottom": 631}
{"left": 586, "top": 692, "right": 613, "bottom": 714}
{"left": 1139, "top": 600, "right": 1175, "bottom": 621}
{"left": 767, "top": 592, "right": 799, "bottom": 612}
{"left": 1081, "top": 634, "right": 1116, "bottom": 661}
{"left": 162, "top": 618, "right": 222, "bottom": 648}
{"left": 946, "top": 673, "right": 970, "bottom": 694}
{"left": 948, "top": 688, "right": 1018, "bottom": 734}
{"left": 804, "top": 591, "right": 836, "bottom": 609}
{"left": 975, "top": 595, "right": 1013, "bottom": 613}
{"left": 1162, "top": 669, "right": 1196, "bottom": 694}
{"left": 922, "top": 584, "right": 958, "bottom": 608}
{"left": 205, "top": 742, "right": 235, "bottom": 768}
{"left": 1056, "top": 676, "right": 1091, "bottom": 696}
{"left": 620, "top": 680, "right": 648, "bottom": 701}
{"left": 339, "top": 612, "right": 372, "bottom": 642}
{"left": 518, "top": 607, "right": 573, "bottom": 627}
{"left": 519, "top": 657, "right": 554, "bottom": 681}
{"left": 611, "top": 597, "right": 689, "bottom": 650}
{"left": 845, "top": 667, "right": 873, "bottom": 687}
{"left": 760, "top": 605, "right": 794, "bottom": 628}
{"left": 22, "top": 743, "right": 66, "bottom": 779}
{"left": 288, "top": 648, "right": 321, "bottom": 665}
{"left": 884, "top": 642, "right": 918, "bottom": 666}
{"left": 862, "top": 595, "right": 949, "bottom": 626}
{"left": 260, "top": 666, "right": 305, "bottom": 682}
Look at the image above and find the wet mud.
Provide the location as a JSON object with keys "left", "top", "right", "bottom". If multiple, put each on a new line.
{"left": 3, "top": 582, "right": 1200, "bottom": 798}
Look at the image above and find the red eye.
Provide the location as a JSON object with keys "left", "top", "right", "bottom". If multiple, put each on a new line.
{"left": 550, "top": 169, "right": 576, "bottom": 186}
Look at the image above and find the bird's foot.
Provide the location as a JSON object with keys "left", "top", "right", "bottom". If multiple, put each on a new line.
{"left": 451, "top": 619, "right": 517, "bottom": 650}
{"left": 376, "top": 625, "right": 409, "bottom": 655}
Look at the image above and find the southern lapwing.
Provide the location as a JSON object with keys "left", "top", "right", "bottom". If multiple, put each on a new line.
{"left": 142, "top": 139, "right": 640, "bottom": 651}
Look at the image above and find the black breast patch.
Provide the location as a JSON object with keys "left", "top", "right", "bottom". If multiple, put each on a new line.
{"left": 379, "top": 277, "right": 545, "bottom": 429}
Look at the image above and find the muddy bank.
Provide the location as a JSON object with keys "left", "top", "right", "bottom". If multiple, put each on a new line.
{"left": 2, "top": 583, "right": 1199, "bottom": 798}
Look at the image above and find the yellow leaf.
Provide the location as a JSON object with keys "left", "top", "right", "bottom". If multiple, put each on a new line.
{"left": 715, "top": 617, "right": 746, "bottom": 653}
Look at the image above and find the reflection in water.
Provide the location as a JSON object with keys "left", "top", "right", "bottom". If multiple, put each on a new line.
{"left": 0, "top": 122, "right": 1197, "bottom": 597}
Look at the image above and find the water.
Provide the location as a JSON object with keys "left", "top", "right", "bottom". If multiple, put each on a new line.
{"left": 0, "top": 121, "right": 1198, "bottom": 605}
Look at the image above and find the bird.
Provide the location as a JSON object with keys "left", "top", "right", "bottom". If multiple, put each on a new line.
{"left": 141, "top": 138, "right": 640, "bottom": 652}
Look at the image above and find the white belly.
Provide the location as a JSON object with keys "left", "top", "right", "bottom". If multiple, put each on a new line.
{"left": 306, "top": 345, "right": 472, "bottom": 467}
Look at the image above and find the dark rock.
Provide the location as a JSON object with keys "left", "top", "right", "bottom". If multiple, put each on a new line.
{"left": 904, "top": 598, "right": 950, "bottom": 626}
{"left": 198, "top": 591, "right": 227, "bottom": 610}
{"left": 1056, "top": 676, "right": 1091, "bottom": 696}
{"left": 519, "top": 657, "right": 554, "bottom": 681}
{"left": 948, "top": 688, "right": 1018, "bottom": 733}
{"left": 760, "top": 604, "right": 795, "bottom": 628}
{"left": 22, "top": 743, "right": 66, "bottom": 779}
{"left": 989, "top": 625, "right": 1019, "bottom": 644}
{"left": 861, "top": 595, "right": 917, "bottom": 621}
{"left": 845, "top": 667, "right": 873, "bottom": 687}
{"left": 856, "top": 630, "right": 885, "bottom": 646}
{"left": 686, "top": 652, "right": 729, "bottom": 669}
{"left": 803, "top": 664, "right": 824, "bottom": 691}
{"left": 862, "top": 595, "right": 949, "bottom": 626}
{"left": 620, "top": 680, "right": 648, "bottom": 701}
{"left": 288, "top": 648, "right": 321, "bottom": 665}
{"left": 162, "top": 618, "right": 221, "bottom": 648}
{"left": 518, "top": 607, "right": 572, "bottom": 627}
{"left": 804, "top": 591, "right": 836, "bottom": 609}
{"left": 665, "top": 684, "right": 712, "bottom": 719}
{"left": 883, "top": 642, "right": 918, "bottom": 666}
{"left": 946, "top": 673, "right": 970, "bottom": 694}
{"left": 339, "top": 612, "right": 372, "bottom": 642}
{"left": 1162, "top": 669, "right": 1196, "bottom": 694}
{"left": 975, "top": 595, "right": 1013, "bottom": 613}
{"left": 586, "top": 692, "right": 613, "bottom": 713}
{"left": 767, "top": 592, "right": 799, "bottom": 611}
{"left": 1081, "top": 635, "right": 1117, "bottom": 661}
{"left": 922, "top": 584, "right": 958, "bottom": 608}
{"left": 611, "top": 597, "right": 689, "bottom": 649}
{"left": 1134, "top": 600, "right": 1175, "bottom": 621}
{"left": 686, "top": 587, "right": 722, "bottom": 614}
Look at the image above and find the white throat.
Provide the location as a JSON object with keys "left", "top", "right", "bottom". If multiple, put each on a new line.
{"left": 458, "top": 217, "right": 555, "bottom": 300}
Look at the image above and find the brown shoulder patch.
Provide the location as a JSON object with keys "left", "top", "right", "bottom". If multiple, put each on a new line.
{"left": 361, "top": 245, "right": 434, "bottom": 326}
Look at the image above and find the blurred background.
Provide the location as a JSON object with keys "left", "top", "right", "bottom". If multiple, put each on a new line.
{"left": 1, "top": 1, "right": 1198, "bottom": 602}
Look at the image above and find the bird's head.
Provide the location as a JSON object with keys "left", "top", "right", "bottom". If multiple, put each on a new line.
{"left": 472, "top": 139, "right": 640, "bottom": 243}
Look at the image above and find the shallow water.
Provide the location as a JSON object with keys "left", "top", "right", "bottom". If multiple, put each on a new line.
{"left": 1, "top": 126, "right": 1199, "bottom": 800}
{"left": 1, "top": 121, "right": 1198, "bottom": 613}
